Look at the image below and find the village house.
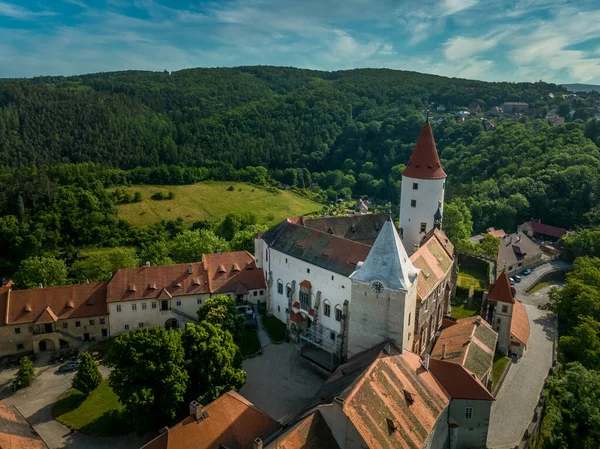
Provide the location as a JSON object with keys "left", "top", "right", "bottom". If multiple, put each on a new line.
{"left": 431, "top": 316, "right": 498, "bottom": 390}
{"left": 517, "top": 219, "right": 568, "bottom": 242}
{"left": 255, "top": 120, "right": 456, "bottom": 371}
{"left": 0, "top": 283, "right": 109, "bottom": 356}
{"left": 501, "top": 102, "right": 529, "bottom": 112}
{"left": 107, "top": 251, "right": 266, "bottom": 336}
{"left": 140, "top": 391, "right": 280, "bottom": 449}
{"left": 496, "top": 232, "right": 543, "bottom": 275}
{"left": 485, "top": 272, "right": 530, "bottom": 358}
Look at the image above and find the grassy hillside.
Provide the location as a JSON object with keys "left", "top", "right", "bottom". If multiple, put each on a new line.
{"left": 115, "top": 181, "right": 321, "bottom": 227}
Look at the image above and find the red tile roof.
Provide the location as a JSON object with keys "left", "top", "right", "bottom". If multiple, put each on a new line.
{"left": 1, "top": 282, "right": 108, "bottom": 326}
{"left": 487, "top": 228, "right": 506, "bottom": 238}
{"left": 299, "top": 280, "right": 312, "bottom": 289}
{"left": 524, "top": 220, "right": 567, "bottom": 239}
{"left": 487, "top": 272, "right": 515, "bottom": 304}
{"left": 0, "top": 403, "right": 49, "bottom": 449}
{"left": 141, "top": 391, "right": 279, "bottom": 449}
{"left": 410, "top": 230, "right": 454, "bottom": 301}
{"left": 107, "top": 252, "right": 265, "bottom": 303}
{"left": 428, "top": 358, "right": 494, "bottom": 401}
{"left": 510, "top": 300, "right": 530, "bottom": 346}
{"left": 265, "top": 410, "right": 340, "bottom": 449}
{"left": 290, "top": 312, "right": 304, "bottom": 324}
{"left": 402, "top": 121, "right": 446, "bottom": 180}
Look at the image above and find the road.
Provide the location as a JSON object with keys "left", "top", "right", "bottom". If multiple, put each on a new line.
{"left": 1, "top": 363, "right": 142, "bottom": 449}
{"left": 486, "top": 282, "right": 558, "bottom": 449}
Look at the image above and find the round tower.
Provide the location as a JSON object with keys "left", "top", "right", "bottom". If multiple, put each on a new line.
{"left": 399, "top": 120, "right": 446, "bottom": 254}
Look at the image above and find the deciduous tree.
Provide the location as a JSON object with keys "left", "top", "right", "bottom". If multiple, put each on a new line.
{"left": 14, "top": 256, "right": 68, "bottom": 289}
{"left": 72, "top": 352, "right": 102, "bottom": 395}
{"left": 197, "top": 294, "right": 244, "bottom": 344}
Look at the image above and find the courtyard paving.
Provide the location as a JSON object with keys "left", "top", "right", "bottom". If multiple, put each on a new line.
{"left": 486, "top": 283, "right": 557, "bottom": 449}
{"left": 1, "top": 362, "right": 143, "bottom": 449}
{"left": 240, "top": 342, "right": 325, "bottom": 424}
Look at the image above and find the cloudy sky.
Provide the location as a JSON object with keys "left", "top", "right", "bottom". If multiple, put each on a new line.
{"left": 1, "top": 0, "right": 600, "bottom": 83}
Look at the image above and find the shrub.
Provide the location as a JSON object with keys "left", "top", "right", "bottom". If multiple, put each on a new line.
{"left": 227, "top": 185, "right": 235, "bottom": 191}
{"left": 15, "top": 357, "right": 35, "bottom": 389}
{"left": 167, "top": 191, "right": 175, "bottom": 200}
{"left": 151, "top": 192, "right": 164, "bottom": 201}
{"left": 133, "top": 192, "right": 142, "bottom": 202}
{"left": 455, "top": 285, "right": 470, "bottom": 299}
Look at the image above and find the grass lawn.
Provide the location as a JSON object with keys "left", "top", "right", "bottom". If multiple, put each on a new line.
{"left": 114, "top": 181, "right": 321, "bottom": 227}
{"left": 240, "top": 326, "right": 261, "bottom": 356}
{"left": 528, "top": 281, "right": 553, "bottom": 294}
{"left": 457, "top": 265, "right": 488, "bottom": 290}
{"left": 450, "top": 302, "right": 480, "bottom": 320}
{"left": 492, "top": 355, "right": 511, "bottom": 390}
{"left": 52, "top": 380, "right": 128, "bottom": 436}
{"left": 261, "top": 314, "right": 287, "bottom": 342}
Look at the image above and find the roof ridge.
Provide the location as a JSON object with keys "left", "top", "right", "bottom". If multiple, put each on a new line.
{"left": 226, "top": 391, "right": 279, "bottom": 423}
{"left": 286, "top": 221, "right": 373, "bottom": 249}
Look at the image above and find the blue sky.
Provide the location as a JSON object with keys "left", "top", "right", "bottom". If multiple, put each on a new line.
{"left": 1, "top": 0, "right": 600, "bottom": 83}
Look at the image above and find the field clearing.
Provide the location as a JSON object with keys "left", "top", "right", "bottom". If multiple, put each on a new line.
{"left": 114, "top": 182, "right": 322, "bottom": 227}
{"left": 457, "top": 265, "right": 488, "bottom": 290}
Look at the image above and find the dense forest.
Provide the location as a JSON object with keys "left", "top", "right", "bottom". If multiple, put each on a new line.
{"left": 1, "top": 66, "right": 600, "bottom": 278}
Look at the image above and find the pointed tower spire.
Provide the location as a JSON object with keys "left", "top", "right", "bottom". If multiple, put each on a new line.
{"left": 350, "top": 220, "right": 418, "bottom": 290}
{"left": 402, "top": 121, "right": 446, "bottom": 180}
{"left": 434, "top": 201, "right": 442, "bottom": 230}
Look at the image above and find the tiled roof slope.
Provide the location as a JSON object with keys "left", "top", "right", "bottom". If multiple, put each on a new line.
{"left": 402, "top": 121, "right": 446, "bottom": 180}
{"left": 524, "top": 220, "right": 567, "bottom": 239}
{"left": 431, "top": 316, "right": 498, "bottom": 381}
{"left": 141, "top": 391, "right": 280, "bottom": 449}
{"left": 487, "top": 272, "right": 515, "bottom": 304}
{"left": 0, "top": 403, "right": 49, "bottom": 449}
{"left": 510, "top": 300, "right": 530, "bottom": 345}
{"left": 428, "top": 359, "right": 494, "bottom": 401}
{"left": 496, "top": 232, "right": 542, "bottom": 271}
{"left": 302, "top": 213, "right": 388, "bottom": 246}
{"left": 2, "top": 282, "right": 108, "bottom": 326}
{"left": 261, "top": 219, "right": 371, "bottom": 277}
{"left": 266, "top": 410, "right": 340, "bottom": 449}
{"left": 410, "top": 230, "right": 454, "bottom": 301}
{"left": 107, "top": 252, "right": 265, "bottom": 303}
{"left": 342, "top": 350, "right": 451, "bottom": 449}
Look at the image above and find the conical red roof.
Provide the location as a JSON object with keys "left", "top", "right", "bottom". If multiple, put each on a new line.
{"left": 402, "top": 121, "right": 446, "bottom": 180}
{"left": 488, "top": 271, "right": 515, "bottom": 304}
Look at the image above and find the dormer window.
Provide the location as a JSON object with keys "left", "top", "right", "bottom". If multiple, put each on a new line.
{"left": 66, "top": 301, "right": 74, "bottom": 309}
{"left": 217, "top": 264, "right": 226, "bottom": 273}
{"left": 147, "top": 283, "right": 156, "bottom": 290}
{"left": 24, "top": 304, "right": 32, "bottom": 313}
{"left": 127, "top": 284, "right": 136, "bottom": 292}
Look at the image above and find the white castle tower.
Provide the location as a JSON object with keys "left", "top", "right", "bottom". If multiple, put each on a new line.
{"left": 399, "top": 119, "right": 446, "bottom": 254}
{"left": 347, "top": 217, "right": 419, "bottom": 358}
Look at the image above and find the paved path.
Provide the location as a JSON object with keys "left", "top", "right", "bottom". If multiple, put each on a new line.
{"left": 253, "top": 305, "right": 271, "bottom": 349}
{"left": 512, "top": 260, "right": 571, "bottom": 295}
{"left": 240, "top": 342, "right": 325, "bottom": 424}
{"left": 1, "top": 364, "right": 142, "bottom": 449}
{"left": 486, "top": 285, "right": 557, "bottom": 449}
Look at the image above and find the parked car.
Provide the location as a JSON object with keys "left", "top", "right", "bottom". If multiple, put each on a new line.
{"left": 509, "top": 277, "right": 515, "bottom": 285}
{"left": 522, "top": 268, "right": 532, "bottom": 276}
{"left": 514, "top": 275, "right": 522, "bottom": 283}
{"left": 57, "top": 362, "right": 78, "bottom": 373}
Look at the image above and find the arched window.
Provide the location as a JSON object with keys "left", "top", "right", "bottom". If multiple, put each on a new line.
{"left": 277, "top": 279, "right": 283, "bottom": 295}
{"left": 323, "top": 300, "right": 331, "bottom": 317}
{"left": 334, "top": 305, "right": 342, "bottom": 322}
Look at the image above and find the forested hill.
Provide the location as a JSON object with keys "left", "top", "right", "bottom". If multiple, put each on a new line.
{"left": 0, "top": 66, "right": 564, "bottom": 169}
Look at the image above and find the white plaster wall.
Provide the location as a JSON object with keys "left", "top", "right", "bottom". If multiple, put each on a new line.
{"left": 264, "top": 248, "right": 352, "bottom": 332}
{"left": 347, "top": 280, "right": 417, "bottom": 357}
{"left": 449, "top": 399, "right": 492, "bottom": 449}
{"left": 400, "top": 175, "right": 445, "bottom": 254}
{"left": 492, "top": 302, "right": 513, "bottom": 354}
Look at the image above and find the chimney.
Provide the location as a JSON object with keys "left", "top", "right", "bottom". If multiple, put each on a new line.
{"left": 188, "top": 263, "right": 193, "bottom": 275}
{"left": 383, "top": 341, "right": 391, "bottom": 355}
{"left": 423, "top": 354, "right": 430, "bottom": 371}
{"left": 38, "top": 283, "right": 43, "bottom": 289}
{"left": 158, "top": 426, "right": 168, "bottom": 434}
{"left": 441, "top": 343, "right": 447, "bottom": 360}
{"left": 109, "top": 272, "right": 113, "bottom": 279}
{"left": 189, "top": 400, "right": 202, "bottom": 421}
{"left": 146, "top": 261, "right": 151, "bottom": 267}
{"left": 254, "top": 438, "right": 263, "bottom": 449}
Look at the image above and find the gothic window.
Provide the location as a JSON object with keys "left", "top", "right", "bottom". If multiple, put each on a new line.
{"left": 286, "top": 284, "right": 292, "bottom": 297}
{"left": 420, "top": 222, "right": 426, "bottom": 233}
{"left": 411, "top": 200, "right": 417, "bottom": 207}
{"left": 277, "top": 280, "right": 283, "bottom": 295}
{"left": 324, "top": 300, "right": 331, "bottom": 317}
{"left": 413, "top": 182, "right": 419, "bottom": 190}
{"left": 299, "top": 291, "right": 310, "bottom": 310}
{"left": 335, "top": 305, "right": 343, "bottom": 322}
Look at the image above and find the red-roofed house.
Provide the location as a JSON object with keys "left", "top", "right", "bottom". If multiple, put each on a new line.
{"left": 486, "top": 271, "right": 529, "bottom": 357}
{"left": 0, "top": 282, "right": 109, "bottom": 356}
{"left": 108, "top": 251, "right": 266, "bottom": 336}
{"left": 518, "top": 219, "right": 568, "bottom": 241}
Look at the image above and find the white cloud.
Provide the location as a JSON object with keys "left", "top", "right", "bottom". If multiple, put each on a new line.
{"left": 0, "top": 1, "right": 54, "bottom": 20}
{"left": 441, "top": 0, "right": 479, "bottom": 16}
